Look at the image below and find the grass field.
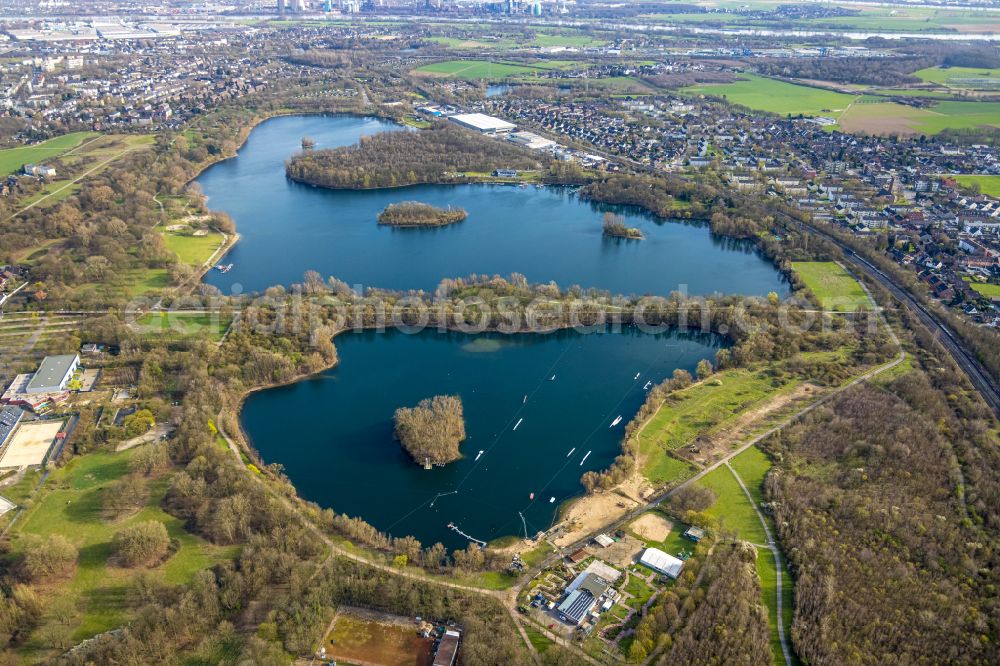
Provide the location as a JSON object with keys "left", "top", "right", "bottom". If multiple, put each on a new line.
{"left": 729, "top": 446, "right": 771, "bottom": 506}
{"left": 696, "top": 464, "right": 768, "bottom": 543}
{"left": 638, "top": 369, "right": 797, "bottom": 485}
{"left": 413, "top": 59, "right": 541, "bottom": 80}
{"left": 681, "top": 74, "right": 854, "bottom": 118}
{"left": 840, "top": 99, "right": 1000, "bottom": 135}
{"left": 0, "top": 132, "right": 97, "bottom": 176}
{"left": 135, "top": 312, "right": 231, "bottom": 340}
{"left": 953, "top": 174, "right": 1000, "bottom": 197}
{"left": 524, "top": 625, "right": 555, "bottom": 653}
{"left": 791, "top": 261, "right": 871, "bottom": 311}
{"left": 12, "top": 448, "right": 237, "bottom": 649}
{"left": 969, "top": 282, "right": 1000, "bottom": 299}
{"left": 158, "top": 226, "right": 226, "bottom": 267}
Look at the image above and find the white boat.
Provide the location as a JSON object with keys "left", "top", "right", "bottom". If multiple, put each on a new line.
{"left": 475, "top": 450, "right": 484, "bottom": 461}
{"left": 610, "top": 415, "right": 623, "bottom": 427}
{"left": 643, "top": 381, "right": 652, "bottom": 390}
{"left": 566, "top": 447, "right": 575, "bottom": 457}
{"left": 579, "top": 450, "right": 591, "bottom": 465}
{"left": 550, "top": 375, "right": 556, "bottom": 381}
{"left": 523, "top": 394, "right": 527, "bottom": 403}
{"left": 513, "top": 418, "right": 523, "bottom": 431}
{"left": 634, "top": 372, "right": 640, "bottom": 379}
{"left": 549, "top": 497, "right": 555, "bottom": 503}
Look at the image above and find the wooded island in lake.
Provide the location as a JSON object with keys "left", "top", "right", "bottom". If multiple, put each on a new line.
{"left": 378, "top": 201, "right": 468, "bottom": 227}
{"left": 394, "top": 395, "right": 467, "bottom": 466}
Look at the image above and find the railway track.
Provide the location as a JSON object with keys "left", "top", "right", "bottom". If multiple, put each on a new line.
{"left": 803, "top": 222, "right": 1000, "bottom": 417}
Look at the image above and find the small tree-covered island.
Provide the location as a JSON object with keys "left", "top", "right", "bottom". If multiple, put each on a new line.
{"left": 602, "top": 212, "right": 644, "bottom": 240}
{"left": 393, "top": 395, "right": 467, "bottom": 466}
{"left": 377, "top": 201, "right": 468, "bottom": 227}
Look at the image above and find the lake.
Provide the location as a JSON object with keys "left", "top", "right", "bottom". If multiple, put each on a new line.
{"left": 198, "top": 115, "right": 787, "bottom": 297}
{"left": 208, "top": 114, "right": 786, "bottom": 548}
{"left": 241, "top": 327, "right": 724, "bottom": 549}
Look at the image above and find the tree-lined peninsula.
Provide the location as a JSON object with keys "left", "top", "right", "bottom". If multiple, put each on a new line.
{"left": 285, "top": 123, "right": 540, "bottom": 189}
{"left": 394, "top": 395, "right": 467, "bottom": 466}
{"left": 378, "top": 201, "right": 468, "bottom": 227}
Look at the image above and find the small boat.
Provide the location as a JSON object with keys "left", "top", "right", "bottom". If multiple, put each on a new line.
{"left": 566, "top": 447, "right": 576, "bottom": 457}
{"left": 475, "top": 450, "right": 484, "bottom": 461}
{"left": 610, "top": 416, "right": 623, "bottom": 427}
{"left": 523, "top": 394, "right": 527, "bottom": 403}
{"left": 550, "top": 375, "right": 556, "bottom": 381}
{"left": 513, "top": 418, "right": 523, "bottom": 431}
{"left": 634, "top": 372, "right": 641, "bottom": 379}
{"left": 529, "top": 492, "right": 535, "bottom": 500}
{"left": 215, "top": 263, "right": 234, "bottom": 273}
{"left": 549, "top": 496, "right": 555, "bottom": 503}
{"left": 579, "top": 450, "right": 591, "bottom": 465}
{"left": 643, "top": 381, "right": 652, "bottom": 390}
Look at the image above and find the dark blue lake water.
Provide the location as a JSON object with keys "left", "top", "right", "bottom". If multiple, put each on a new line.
{"left": 198, "top": 115, "right": 787, "bottom": 298}
{"left": 207, "top": 115, "right": 785, "bottom": 548}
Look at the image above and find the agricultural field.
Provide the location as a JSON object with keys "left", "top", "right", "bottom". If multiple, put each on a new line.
{"left": 0, "top": 131, "right": 97, "bottom": 176}
{"left": 791, "top": 261, "right": 871, "bottom": 311}
{"left": 915, "top": 66, "right": 1000, "bottom": 91}
{"left": 10, "top": 448, "right": 237, "bottom": 654}
{"left": 839, "top": 99, "right": 1000, "bottom": 135}
{"left": 952, "top": 174, "right": 1000, "bottom": 198}
{"left": 681, "top": 74, "right": 854, "bottom": 118}
{"left": 412, "top": 58, "right": 581, "bottom": 81}
{"left": 637, "top": 368, "right": 798, "bottom": 484}
{"left": 413, "top": 59, "right": 543, "bottom": 80}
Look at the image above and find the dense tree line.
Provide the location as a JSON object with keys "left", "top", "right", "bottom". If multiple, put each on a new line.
{"left": 755, "top": 57, "right": 936, "bottom": 86}
{"left": 285, "top": 123, "right": 541, "bottom": 189}
{"left": 763, "top": 372, "right": 999, "bottom": 665}
{"left": 664, "top": 542, "right": 771, "bottom": 665}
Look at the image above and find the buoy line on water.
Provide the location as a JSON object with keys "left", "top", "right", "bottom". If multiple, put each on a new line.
{"left": 504, "top": 342, "right": 689, "bottom": 540}
{"left": 383, "top": 343, "right": 574, "bottom": 536}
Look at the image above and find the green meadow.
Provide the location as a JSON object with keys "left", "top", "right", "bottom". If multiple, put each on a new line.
{"left": 953, "top": 174, "right": 1000, "bottom": 198}
{"left": 11, "top": 449, "right": 237, "bottom": 652}
{"left": 0, "top": 131, "right": 98, "bottom": 176}
{"left": 681, "top": 74, "right": 854, "bottom": 117}
{"left": 792, "top": 261, "right": 871, "bottom": 311}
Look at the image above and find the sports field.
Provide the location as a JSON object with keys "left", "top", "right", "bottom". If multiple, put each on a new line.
{"left": 681, "top": 74, "right": 854, "bottom": 118}
{"left": 0, "top": 420, "right": 63, "bottom": 468}
{"left": 792, "top": 261, "right": 870, "bottom": 311}
{"left": 0, "top": 131, "right": 97, "bottom": 176}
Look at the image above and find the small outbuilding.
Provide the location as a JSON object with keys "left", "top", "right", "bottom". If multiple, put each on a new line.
{"left": 683, "top": 526, "right": 705, "bottom": 542}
